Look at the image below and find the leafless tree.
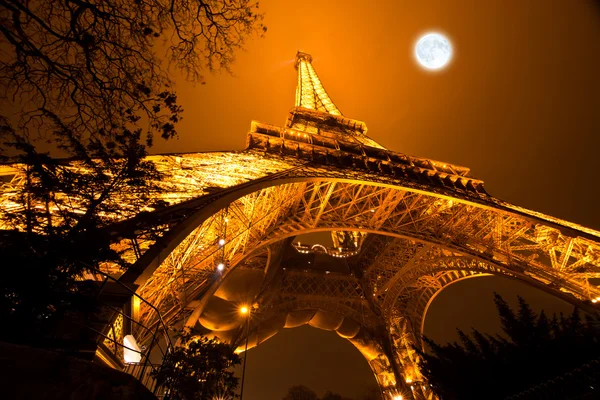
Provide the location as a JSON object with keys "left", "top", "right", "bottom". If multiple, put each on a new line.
{"left": 0, "top": 0, "right": 265, "bottom": 232}
{"left": 0, "top": 0, "right": 264, "bottom": 342}
{"left": 1, "top": 0, "right": 264, "bottom": 155}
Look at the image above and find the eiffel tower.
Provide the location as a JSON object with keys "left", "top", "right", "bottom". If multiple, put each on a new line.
{"left": 2, "top": 52, "right": 599, "bottom": 400}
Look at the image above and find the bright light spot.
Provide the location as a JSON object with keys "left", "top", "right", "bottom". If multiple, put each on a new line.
{"left": 123, "top": 335, "right": 142, "bottom": 364}
{"left": 393, "top": 396, "right": 403, "bottom": 400}
{"left": 593, "top": 299, "right": 598, "bottom": 303}
{"left": 370, "top": 209, "right": 375, "bottom": 212}
{"left": 240, "top": 306, "right": 249, "bottom": 315}
{"left": 218, "top": 238, "right": 226, "bottom": 246}
{"left": 216, "top": 263, "right": 225, "bottom": 271}
{"left": 406, "top": 378, "right": 413, "bottom": 383}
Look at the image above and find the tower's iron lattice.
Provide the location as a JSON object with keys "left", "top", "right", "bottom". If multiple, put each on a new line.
{"left": 2, "top": 52, "right": 600, "bottom": 400}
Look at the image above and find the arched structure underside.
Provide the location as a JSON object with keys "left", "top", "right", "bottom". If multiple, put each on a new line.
{"left": 92, "top": 53, "right": 600, "bottom": 399}
{"left": 106, "top": 163, "right": 600, "bottom": 400}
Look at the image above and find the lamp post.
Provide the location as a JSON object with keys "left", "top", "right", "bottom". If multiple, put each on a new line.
{"left": 239, "top": 305, "right": 250, "bottom": 400}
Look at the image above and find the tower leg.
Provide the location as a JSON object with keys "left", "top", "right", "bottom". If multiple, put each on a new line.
{"left": 386, "top": 318, "right": 438, "bottom": 400}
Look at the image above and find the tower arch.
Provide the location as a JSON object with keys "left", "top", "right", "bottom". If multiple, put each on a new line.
{"left": 116, "top": 170, "right": 599, "bottom": 399}
{"left": 125, "top": 177, "right": 599, "bottom": 321}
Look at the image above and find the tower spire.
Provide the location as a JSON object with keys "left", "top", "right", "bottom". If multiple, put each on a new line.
{"left": 294, "top": 52, "right": 341, "bottom": 115}
{"left": 287, "top": 52, "right": 386, "bottom": 149}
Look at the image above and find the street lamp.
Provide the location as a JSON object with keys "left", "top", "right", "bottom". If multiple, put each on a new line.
{"left": 239, "top": 305, "right": 250, "bottom": 400}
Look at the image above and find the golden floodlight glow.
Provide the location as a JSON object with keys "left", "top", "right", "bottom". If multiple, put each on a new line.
{"left": 239, "top": 306, "right": 249, "bottom": 315}
{"left": 393, "top": 395, "right": 403, "bottom": 400}
{"left": 216, "top": 263, "right": 225, "bottom": 271}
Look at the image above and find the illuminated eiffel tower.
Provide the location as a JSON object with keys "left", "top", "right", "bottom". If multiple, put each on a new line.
{"left": 2, "top": 52, "right": 599, "bottom": 399}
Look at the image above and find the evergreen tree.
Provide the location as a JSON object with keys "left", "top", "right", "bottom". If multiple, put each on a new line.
{"left": 418, "top": 294, "right": 600, "bottom": 400}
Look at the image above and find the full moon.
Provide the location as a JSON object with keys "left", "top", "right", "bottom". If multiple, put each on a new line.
{"left": 415, "top": 32, "right": 453, "bottom": 70}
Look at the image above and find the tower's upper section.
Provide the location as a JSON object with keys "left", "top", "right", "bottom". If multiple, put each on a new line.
{"left": 246, "top": 53, "right": 480, "bottom": 194}
{"left": 286, "top": 52, "right": 385, "bottom": 149}
{"left": 294, "top": 52, "right": 341, "bottom": 116}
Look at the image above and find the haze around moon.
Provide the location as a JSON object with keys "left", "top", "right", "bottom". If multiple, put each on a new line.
{"left": 415, "top": 32, "right": 453, "bottom": 70}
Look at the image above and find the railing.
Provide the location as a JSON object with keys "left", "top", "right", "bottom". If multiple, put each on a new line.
{"left": 84, "top": 267, "right": 174, "bottom": 396}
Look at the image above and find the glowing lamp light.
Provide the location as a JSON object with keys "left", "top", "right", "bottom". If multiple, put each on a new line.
{"left": 218, "top": 238, "right": 226, "bottom": 246}
{"left": 593, "top": 299, "right": 598, "bottom": 303}
{"left": 123, "top": 334, "right": 142, "bottom": 364}
{"left": 240, "top": 306, "right": 249, "bottom": 315}
{"left": 392, "top": 396, "right": 403, "bottom": 400}
{"left": 216, "top": 263, "right": 225, "bottom": 271}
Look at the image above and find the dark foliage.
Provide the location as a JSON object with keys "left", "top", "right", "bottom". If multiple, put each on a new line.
{"left": 0, "top": 229, "right": 111, "bottom": 344}
{"left": 152, "top": 329, "right": 241, "bottom": 400}
{"left": 0, "top": 0, "right": 264, "bottom": 343}
{"left": 1, "top": 0, "right": 265, "bottom": 152}
{"left": 282, "top": 386, "right": 381, "bottom": 400}
{"left": 321, "top": 391, "right": 353, "bottom": 400}
{"left": 282, "top": 385, "right": 319, "bottom": 400}
{"left": 417, "top": 294, "right": 600, "bottom": 400}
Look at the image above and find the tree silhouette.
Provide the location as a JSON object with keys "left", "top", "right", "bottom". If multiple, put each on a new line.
{"left": 282, "top": 385, "right": 318, "bottom": 400}
{"left": 281, "top": 386, "right": 378, "bottom": 400}
{"left": 356, "top": 385, "right": 382, "bottom": 400}
{"left": 321, "top": 390, "right": 353, "bottom": 400}
{"left": 0, "top": 0, "right": 265, "bottom": 344}
{"left": 417, "top": 294, "right": 600, "bottom": 400}
{"left": 1, "top": 0, "right": 265, "bottom": 153}
{"left": 152, "top": 329, "right": 241, "bottom": 400}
